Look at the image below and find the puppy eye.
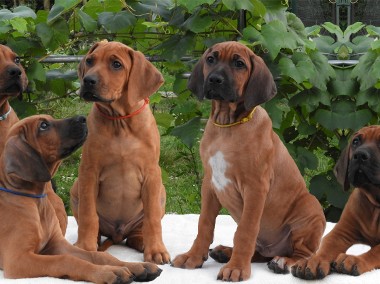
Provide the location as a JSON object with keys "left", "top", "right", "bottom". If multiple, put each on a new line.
{"left": 112, "top": 60, "right": 122, "bottom": 69}
{"left": 39, "top": 121, "right": 50, "bottom": 131}
{"left": 85, "top": 58, "right": 93, "bottom": 66}
{"left": 14, "top": 57, "right": 20, "bottom": 64}
{"left": 352, "top": 137, "right": 360, "bottom": 147}
{"left": 206, "top": 56, "right": 214, "bottom": 64}
{"left": 235, "top": 60, "right": 245, "bottom": 68}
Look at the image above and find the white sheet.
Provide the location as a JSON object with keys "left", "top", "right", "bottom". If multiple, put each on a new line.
{"left": 0, "top": 214, "right": 377, "bottom": 283}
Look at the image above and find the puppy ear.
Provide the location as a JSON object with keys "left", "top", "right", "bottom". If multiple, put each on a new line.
{"left": 127, "top": 49, "right": 164, "bottom": 106}
{"left": 4, "top": 136, "right": 51, "bottom": 183}
{"left": 244, "top": 54, "right": 277, "bottom": 109}
{"left": 187, "top": 56, "right": 206, "bottom": 100}
{"left": 78, "top": 42, "right": 102, "bottom": 80}
{"left": 334, "top": 145, "right": 351, "bottom": 191}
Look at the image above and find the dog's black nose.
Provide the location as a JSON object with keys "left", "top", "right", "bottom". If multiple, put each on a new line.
{"left": 75, "top": 115, "right": 87, "bottom": 124}
{"left": 83, "top": 75, "right": 98, "bottom": 86}
{"left": 353, "top": 150, "right": 370, "bottom": 162}
{"left": 208, "top": 73, "right": 224, "bottom": 85}
{"left": 7, "top": 66, "right": 22, "bottom": 77}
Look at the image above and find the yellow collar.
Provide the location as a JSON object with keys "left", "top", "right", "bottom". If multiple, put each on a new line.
{"left": 212, "top": 107, "right": 257, "bottom": 128}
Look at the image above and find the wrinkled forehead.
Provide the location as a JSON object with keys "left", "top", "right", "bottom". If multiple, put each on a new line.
{"left": 205, "top": 42, "right": 253, "bottom": 60}
{"left": 353, "top": 125, "right": 380, "bottom": 142}
{"left": 0, "top": 44, "right": 15, "bottom": 58}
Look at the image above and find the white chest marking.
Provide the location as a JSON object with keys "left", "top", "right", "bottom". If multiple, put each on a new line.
{"left": 208, "top": 151, "right": 231, "bottom": 192}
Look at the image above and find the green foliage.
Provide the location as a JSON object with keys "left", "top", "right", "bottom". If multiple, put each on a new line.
{"left": 2, "top": 1, "right": 380, "bottom": 220}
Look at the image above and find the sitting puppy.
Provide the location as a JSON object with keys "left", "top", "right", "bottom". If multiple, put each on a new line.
{"left": 70, "top": 41, "right": 170, "bottom": 264}
{"left": 171, "top": 41, "right": 326, "bottom": 281}
{"left": 292, "top": 125, "right": 380, "bottom": 280}
{"left": 0, "top": 44, "right": 68, "bottom": 235}
{"left": 0, "top": 115, "right": 161, "bottom": 283}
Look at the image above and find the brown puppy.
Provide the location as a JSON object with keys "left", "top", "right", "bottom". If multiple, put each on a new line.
{"left": 292, "top": 125, "right": 380, "bottom": 280}
{"left": 0, "top": 44, "right": 28, "bottom": 153}
{"left": 70, "top": 41, "right": 170, "bottom": 264}
{"left": 171, "top": 41, "right": 326, "bottom": 281}
{"left": 0, "top": 115, "right": 161, "bottom": 283}
{"left": 0, "top": 44, "right": 68, "bottom": 235}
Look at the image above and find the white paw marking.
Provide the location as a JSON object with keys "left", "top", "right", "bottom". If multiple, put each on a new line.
{"left": 208, "top": 151, "right": 231, "bottom": 192}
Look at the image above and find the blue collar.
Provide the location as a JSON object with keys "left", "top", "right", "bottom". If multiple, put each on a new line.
{"left": 0, "top": 187, "right": 47, "bottom": 199}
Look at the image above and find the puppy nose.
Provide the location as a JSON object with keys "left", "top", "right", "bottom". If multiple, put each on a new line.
{"left": 83, "top": 75, "right": 98, "bottom": 86}
{"left": 208, "top": 74, "right": 224, "bottom": 84}
{"left": 353, "top": 150, "right": 370, "bottom": 162}
{"left": 7, "top": 66, "right": 22, "bottom": 77}
{"left": 75, "top": 115, "right": 87, "bottom": 124}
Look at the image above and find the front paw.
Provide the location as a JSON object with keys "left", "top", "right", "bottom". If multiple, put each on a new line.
{"left": 333, "top": 253, "right": 367, "bottom": 276}
{"left": 291, "top": 256, "right": 331, "bottom": 280}
{"left": 144, "top": 244, "right": 170, "bottom": 265}
{"left": 217, "top": 262, "right": 251, "bottom": 282}
{"left": 171, "top": 252, "right": 207, "bottom": 269}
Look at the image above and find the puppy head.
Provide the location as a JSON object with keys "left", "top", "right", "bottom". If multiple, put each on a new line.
{"left": 3, "top": 115, "right": 87, "bottom": 183}
{"left": 187, "top": 41, "right": 277, "bottom": 110}
{"left": 334, "top": 125, "right": 380, "bottom": 192}
{"left": 0, "top": 44, "right": 28, "bottom": 101}
{"left": 78, "top": 41, "right": 164, "bottom": 107}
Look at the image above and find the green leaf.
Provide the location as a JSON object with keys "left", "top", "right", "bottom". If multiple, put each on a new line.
{"left": 9, "top": 17, "right": 28, "bottom": 33}
{"left": 308, "top": 50, "right": 335, "bottom": 91}
{"left": 10, "top": 100, "right": 37, "bottom": 118}
{"left": 222, "top": 0, "right": 254, "bottom": 12}
{"left": 78, "top": 9, "right": 97, "bottom": 32}
{"left": 28, "top": 61, "right": 46, "bottom": 83}
{"left": 176, "top": 0, "right": 214, "bottom": 12}
{"left": 82, "top": 0, "right": 123, "bottom": 18}
{"left": 314, "top": 108, "right": 372, "bottom": 131}
{"left": 48, "top": 0, "right": 81, "bottom": 24}
{"left": 352, "top": 49, "right": 380, "bottom": 91}
{"left": 171, "top": 116, "right": 201, "bottom": 149}
{"left": 262, "top": 0, "right": 288, "bottom": 23}
{"left": 261, "top": 20, "right": 298, "bottom": 59}
{"left": 98, "top": 11, "right": 136, "bottom": 33}
{"left": 366, "top": 25, "right": 380, "bottom": 36}
{"left": 154, "top": 113, "right": 175, "bottom": 129}
{"left": 278, "top": 55, "right": 315, "bottom": 84}
{"left": 182, "top": 13, "right": 213, "bottom": 33}
{"left": 294, "top": 146, "right": 318, "bottom": 174}
{"left": 36, "top": 18, "right": 69, "bottom": 50}
{"left": 0, "top": 6, "right": 36, "bottom": 20}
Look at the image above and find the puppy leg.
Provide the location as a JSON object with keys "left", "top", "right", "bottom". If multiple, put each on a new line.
{"left": 46, "top": 183, "right": 67, "bottom": 235}
{"left": 141, "top": 172, "right": 170, "bottom": 264}
{"left": 47, "top": 236, "right": 162, "bottom": 282}
{"left": 333, "top": 244, "right": 380, "bottom": 276}
{"left": 172, "top": 179, "right": 222, "bottom": 269}
{"left": 268, "top": 217, "right": 325, "bottom": 274}
{"left": 291, "top": 225, "right": 356, "bottom": 280}
{"left": 126, "top": 223, "right": 144, "bottom": 252}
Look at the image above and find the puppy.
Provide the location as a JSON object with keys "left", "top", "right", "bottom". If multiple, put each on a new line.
{"left": 171, "top": 41, "right": 326, "bottom": 281}
{"left": 70, "top": 41, "right": 170, "bottom": 264}
{"left": 292, "top": 125, "right": 380, "bottom": 279}
{"left": 0, "top": 115, "right": 161, "bottom": 283}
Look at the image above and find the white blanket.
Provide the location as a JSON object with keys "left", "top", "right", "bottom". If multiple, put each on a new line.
{"left": 0, "top": 214, "right": 377, "bottom": 283}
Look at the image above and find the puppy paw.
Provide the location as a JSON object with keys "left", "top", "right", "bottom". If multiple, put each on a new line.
{"left": 171, "top": 252, "right": 207, "bottom": 269}
{"left": 144, "top": 247, "right": 170, "bottom": 265}
{"left": 333, "top": 253, "right": 367, "bottom": 276}
{"left": 97, "top": 266, "right": 135, "bottom": 284}
{"left": 291, "top": 257, "right": 330, "bottom": 280}
{"left": 209, "top": 245, "right": 232, "bottom": 263}
{"left": 267, "top": 257, "right": 290, "bottom": 274}
{"left": 217, "top": 262, "right": 251, "bottom": 282}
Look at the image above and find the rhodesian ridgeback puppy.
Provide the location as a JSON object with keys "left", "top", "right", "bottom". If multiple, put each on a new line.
{"left": 292, "top": 125, "right": 380, "bottom": 280}
{"left": 0, "top": 115, "right": 161, "bottom": 283}
{"left": 0, "top": 44, "right": 28, "bottom": 153}
{"left": 171, "top": 41, "right": 326, "bottom": 281}
{"left": 70, "top": 41, "right": 170, "bottom": 264}
{"left": 0, "top": 44, "right": 68, "bottom": 235}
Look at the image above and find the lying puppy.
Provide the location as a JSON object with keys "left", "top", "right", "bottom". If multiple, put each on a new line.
{"left": 0, "top": 44, "right": 68, "bottom": 235}
{"left": 171, "top": 41, "right": 326, "bottom": 281}
{"left": 0, "top": 114, "right": 161, "bottom": 283}
{"left": 292, "top": 125, "right": 380, "bottom": 280}
{"left": 70, "top": 41, "right": 170, "bottom": 264}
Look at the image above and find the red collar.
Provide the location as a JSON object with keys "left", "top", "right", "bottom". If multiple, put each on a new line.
{"left": 95, "top": 98, "right": 149, "bottom": 120}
